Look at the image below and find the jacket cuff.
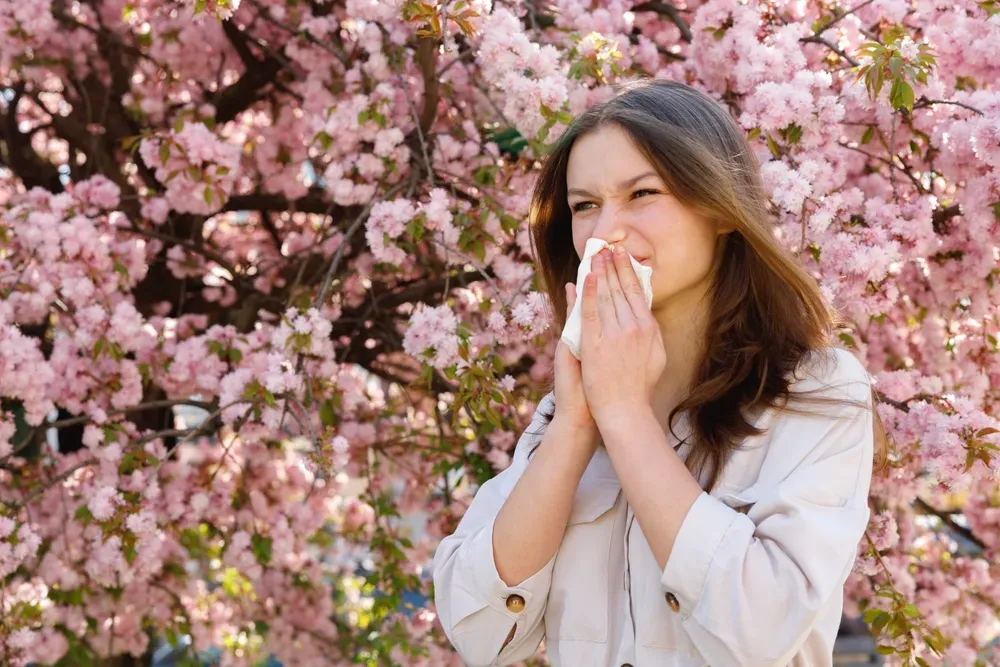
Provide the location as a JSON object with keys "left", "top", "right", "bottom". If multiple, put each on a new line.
{"left": 465, "top": 516, "right": 552, "bottom": 617}
{"left": 660, "top": 491, "right": 743, "bottom": 620}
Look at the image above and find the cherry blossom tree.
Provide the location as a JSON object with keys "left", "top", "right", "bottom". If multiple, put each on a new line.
{"left": 0, "top": 0, "right": 998, "bottom": 665}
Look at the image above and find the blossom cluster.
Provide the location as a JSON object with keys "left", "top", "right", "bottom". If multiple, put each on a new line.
{"left": 1, "top": 0, "right": 999, "bottom": 665}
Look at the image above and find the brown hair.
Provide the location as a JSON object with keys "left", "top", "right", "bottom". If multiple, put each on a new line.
{"left": 528, "top": 78, "right": 889, "bottom": 491}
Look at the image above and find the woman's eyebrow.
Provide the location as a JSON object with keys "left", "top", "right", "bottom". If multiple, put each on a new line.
{"left": 567, "top": 171, "right": 659, "bottom": 198}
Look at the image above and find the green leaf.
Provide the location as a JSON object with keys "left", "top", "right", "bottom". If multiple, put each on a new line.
{"left": 861, "top": 125, "right": 875, "bottom": 144}
{"left": 903, "top": 603, "right": 920, "bottom": 618}
{"left": 889, "top": 78, "right": 915, "bottom": 112}
{"left": 924, "top": 633, "right": 945, "bottom": 654}
{"left": 263, "top": 389, "right": 278, "bottom": 409}
{"left": 118, "top": 452, "right": 138, "bottom": 475}
{"left": 888, "top": 54, "right": 902, "bottom": 78}
{"left": 48, "top": 587, "right": 84, "bottom": 606}
{"left": 746, "top": 127, "right": 761, "bottom": 141}
{"left": 900, "top": 80, "right": 915, "bottom": 111}
{"left": 158, "top": 142, "right": 170, "bottom": 164}
{"left": 320, "top": 399, "right": 337, "bottom": 428}
{"left": 976, "top": 427, "right": 999, "bottom": 437}
{"left": 872, "top": 610, "right": 891, "bottom": 634}
{"left": 75, "top": 505, "right": 94, "bottom": 525}
{"left": 863, "top": 608, "right": 882, "bottom": 623}
{"left": 194, "top": 0, "right": 207, "bottom": 13}
{"left": 122, "top": 531, "right": 137, "bottom": 564}
{"left": 251, "top": 533, "right": 273, "bottom": 566}
{"left": 766, "top": 135, "right": 781, "bottom": 158}
{"left": 991, "top": 201, "right": 1000, "bottom": 221}
{"left": 875, "top": 645, "right": 896, "bottom": 655}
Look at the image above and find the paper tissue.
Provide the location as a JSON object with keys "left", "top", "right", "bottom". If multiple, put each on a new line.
{"left": 559, "top": 237, "right": 654, "bottom": 359}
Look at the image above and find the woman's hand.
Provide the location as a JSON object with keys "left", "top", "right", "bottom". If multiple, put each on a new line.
{"left": 553, "top": 282, "right": 600, "bottom": 447}
{"left": 579, "top": 246, "right": 666, "bottom": 425}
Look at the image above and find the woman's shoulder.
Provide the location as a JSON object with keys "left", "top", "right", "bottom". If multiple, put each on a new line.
{"left": 785, "top": 345, "right": 874, "bottom": 406}
{"left": 739, "top": 347, "right": 876, "bottom": 488}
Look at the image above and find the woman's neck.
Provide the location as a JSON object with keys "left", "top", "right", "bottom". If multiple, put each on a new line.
{"left": 649, "top": 284, "right": 711, "bottom": 423}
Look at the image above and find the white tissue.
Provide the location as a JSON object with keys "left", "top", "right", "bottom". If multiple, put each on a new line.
{"left": 560, "top": 237, "right": 654, "bottom": 359}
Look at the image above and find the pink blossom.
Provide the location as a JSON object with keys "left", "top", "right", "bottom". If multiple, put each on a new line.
{"left": 88, "top": 486, "right": 125, "bottom": 522}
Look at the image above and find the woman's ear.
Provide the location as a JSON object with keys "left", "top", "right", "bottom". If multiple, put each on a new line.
{"left": 715, "top": 218, "right": 736, "bottom": 235}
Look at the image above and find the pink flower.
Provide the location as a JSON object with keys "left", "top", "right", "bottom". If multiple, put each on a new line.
{"left": 403, "top": 304, "right": 461, "bottom": 369}
{"left": 88, "top": 486, "right": 124, "bottom": 522}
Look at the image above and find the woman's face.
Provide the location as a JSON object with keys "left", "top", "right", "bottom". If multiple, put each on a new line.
{"left": 565, "top": 124, "right": 723, "bottom": 313}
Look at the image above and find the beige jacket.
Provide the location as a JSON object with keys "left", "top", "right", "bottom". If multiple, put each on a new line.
{"left": 432, "top": 348, "right": 875, "bottom": 667}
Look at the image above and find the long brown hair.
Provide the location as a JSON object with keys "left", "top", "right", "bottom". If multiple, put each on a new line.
{"left": 528, "top": 78, "right": 888, "bottom": 491}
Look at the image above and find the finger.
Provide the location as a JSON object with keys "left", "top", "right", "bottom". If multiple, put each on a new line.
{"left": 607, "top": 247, "right": 634, "bottom": 325}
{"left": 565, "top": 282, "right": 576, "bottom": 317}
{"left": 580, "top": 270, "right": 601, "bottom": 348}
{"left": 613, "top": 245, "right": 653, "bottom": 323}
{"left": 594, "top": 252, "right": 618, "bottom": 329}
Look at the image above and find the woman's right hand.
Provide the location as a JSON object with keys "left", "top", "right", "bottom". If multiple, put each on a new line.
{"left": 553, "top": 282, "right": 601, "bottom": 450}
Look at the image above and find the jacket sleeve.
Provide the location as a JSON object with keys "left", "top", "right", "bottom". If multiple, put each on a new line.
{"left": 660, "top": 349, "right": 876, "bottom": 667}
{"left": 432, "top": 392, "right": 556, "bottom": 667}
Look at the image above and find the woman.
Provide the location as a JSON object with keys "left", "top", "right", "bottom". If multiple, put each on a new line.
{"left": 432, "top": 78, "right": 888, "bottom": 667}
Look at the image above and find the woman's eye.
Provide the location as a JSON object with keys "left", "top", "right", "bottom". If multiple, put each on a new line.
{"left": 632, "top": 189, "right": 659, "bottom": 199}
{"left": 570, "top": 202, "right": 594, "bottom": 213}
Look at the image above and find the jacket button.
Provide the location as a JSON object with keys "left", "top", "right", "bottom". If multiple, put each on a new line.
{"left": 505, "top": 594, "right": 526, "bottom": 613}
{"left": 665, "top": 592, "right": 680, "bottom": 612}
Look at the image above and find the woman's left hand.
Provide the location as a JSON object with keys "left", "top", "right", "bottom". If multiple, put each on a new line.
{"left": 579, "top": 245, "right": 667, "bottom": 425}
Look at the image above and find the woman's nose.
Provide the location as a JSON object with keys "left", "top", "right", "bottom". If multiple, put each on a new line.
{"left": 591, "top": 206, "right": 628, "bottom": 244}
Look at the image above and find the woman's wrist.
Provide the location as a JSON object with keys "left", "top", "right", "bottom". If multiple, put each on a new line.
{"left": 593, "top": 402, "right": 656, "bottom": 443}
{"left": 550, "top": 411, "right": 601, "bottom": 451}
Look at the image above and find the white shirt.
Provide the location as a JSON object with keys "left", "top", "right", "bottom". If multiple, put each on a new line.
{"left": 432, "top": 347, "right": 875, "bottom": 667}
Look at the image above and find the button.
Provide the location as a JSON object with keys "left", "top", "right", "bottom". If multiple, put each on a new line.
{"left": 505, "top": 594, "right": 525, "bottom": 613}
{"left": 665, "top": 592, "right": 680, "bottom": 612}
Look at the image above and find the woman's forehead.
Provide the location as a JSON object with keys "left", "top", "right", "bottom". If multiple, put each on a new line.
{"left": 566, "top": 128, "right": 658, "bottom": 188}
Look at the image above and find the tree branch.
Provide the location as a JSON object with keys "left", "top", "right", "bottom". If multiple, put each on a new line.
{"left": 0, "top": 83, "right": 64, "bottom": 192}
{"left": 800, "top": 35, "right": 860, "bottom": 67}
{"left": 416, "top": 38, "right": 440, "bottom": 135}
{"left": 914, "top": 497, "right": 986, "bottom": 551}
{"left": 223, "top": 190, "right": 361, "bottom": 217}
{"left": 932, "top": 204, "right": 961, "bottom": 235}
{"left": 214, "top": 20, "right": 286, "bottom": 123}
{"left": 630, "top": 0, "right": 692, "bottom": 42}
{"left": 914, "top": 98, "right": 985, "bottom": 116}
{"left": 811, "top": 0, "right": 876, "bottom": 34}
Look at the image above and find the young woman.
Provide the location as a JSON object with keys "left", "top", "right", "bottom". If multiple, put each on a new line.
{"left": 432, "top": 78, "right": 888, "bottom": 667}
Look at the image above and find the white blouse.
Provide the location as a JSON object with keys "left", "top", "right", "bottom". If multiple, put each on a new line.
{"left": 432, "top": 347, "right": 875, "bottom": 667}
